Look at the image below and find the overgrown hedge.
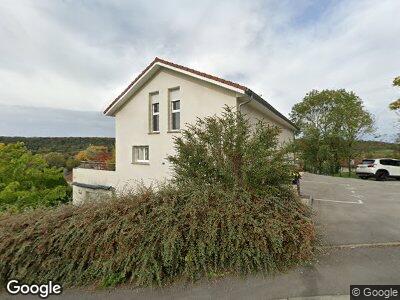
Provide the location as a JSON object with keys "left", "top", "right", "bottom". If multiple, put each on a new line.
{"left": 0, "top": 184, "right": 314, "bottom": 287}
{"left": 0, "top": 108, "right": 316, "bottom": 287}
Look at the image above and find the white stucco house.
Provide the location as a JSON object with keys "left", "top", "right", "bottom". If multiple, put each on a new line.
{"left": 72, "top": 57, "right": 297, "bottom": 204}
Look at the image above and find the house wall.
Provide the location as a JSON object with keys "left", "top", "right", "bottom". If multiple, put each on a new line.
{"left": 239, "top": 101, "right": 294, "bottom": 146}
{"left": 73, "top": 67, "right": 296, "bottom": 204}
{"left": 72, "top": 168, "right": 117, "bottom": 204}
{"left": 114, "top": 68, "right": 239, "bottom": 187}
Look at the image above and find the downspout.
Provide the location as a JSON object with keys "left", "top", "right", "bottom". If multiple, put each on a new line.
{"left": 238, "top": 92, "right": 254, "bottom": 112}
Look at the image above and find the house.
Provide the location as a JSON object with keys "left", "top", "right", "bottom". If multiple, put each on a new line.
{"left": 72, "top": 58, "right": 297, "bottom": 204}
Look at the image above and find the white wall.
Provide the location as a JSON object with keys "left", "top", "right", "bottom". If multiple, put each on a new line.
{"left": 114, "top": 68, "right": 238, "bottom": 186}
{"left": 72, "top": 168, "right": 117, "bottom": 204}
{"left": 73, "top": 67, "right": 296, "bottom": 204}
{"left": 239, "top": 100, "right": 294, "bottom": 146}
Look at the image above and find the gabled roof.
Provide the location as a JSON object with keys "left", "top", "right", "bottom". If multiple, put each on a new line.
{"left": 104, "top": 57, "right": 297, "bottom": 130}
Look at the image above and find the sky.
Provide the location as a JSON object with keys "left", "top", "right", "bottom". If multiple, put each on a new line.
{"left": 0, "top": 0, "right": 399, "bottom": 139}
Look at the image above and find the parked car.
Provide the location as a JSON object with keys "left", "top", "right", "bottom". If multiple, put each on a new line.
{"left": 356, "top": 158, "right": 400, "bottom": 180}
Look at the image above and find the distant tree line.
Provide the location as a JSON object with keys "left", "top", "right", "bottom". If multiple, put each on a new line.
{"left": 0, "top": 137, "right": 114, "bottom": 155}
{"left": 0, "top": 137, "right": 115, "bottom": 172}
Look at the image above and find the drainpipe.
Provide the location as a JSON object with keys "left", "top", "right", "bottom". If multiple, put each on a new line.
{"left": 238, "top": 91, "right": 253, "bottom": 112}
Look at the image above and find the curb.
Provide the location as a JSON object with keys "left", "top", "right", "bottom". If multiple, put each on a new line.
{"left": 324, "top": 241, "right": 400, "bottom": 249}
{"left": 277, "top": 295, "right": 349, "bottom": 300}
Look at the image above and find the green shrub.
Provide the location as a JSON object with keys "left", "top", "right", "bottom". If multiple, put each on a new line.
{"left": 169, "top": 107, "right": 294, "bottom": 196}
{"left": 0, "top": 108, "right": 315, "bottom": 287}
{"left": 0, "top": 143, "right": 71, "bottom": 212}
{"left": 0, "top": 185, "right": 314, "bottom": 287}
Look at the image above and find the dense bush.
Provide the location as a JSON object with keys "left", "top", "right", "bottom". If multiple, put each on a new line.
{"left": 169, "top": 107, "right": 294, "bottom": 195}
{"left": 0, "top": 143, "right": 71, "bottom": 212}
{"left": 0, "top": 185, "right": 313, "bottom": 287}
{"left": 0, "top": 108, "right": 315, "bottom": 287}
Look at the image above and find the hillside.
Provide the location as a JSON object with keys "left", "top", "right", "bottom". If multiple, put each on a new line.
{"left": 0, "top": 136, "right": 115, "bottom": 155}
{"left": 355, "top": 140, "right": 399, "bottom": 159}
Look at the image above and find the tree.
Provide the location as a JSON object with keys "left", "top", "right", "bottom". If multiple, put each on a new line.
{"left": 44, "top": 152, "right": 66, "bottom": 168}
{"left": 290, "top": 90, "right": 344, "bottom": 174}
{"left": 291, "top": 89, "right": 374, "bottom": 176}
{"left": 75, "top": 145, "right": 111, "bottom": 162}
{"left": 0, "top": 143, "right": 71, "bottom": 211}
{"left": 65, "top": 157, "right": 80, "bottom": 171}
{"left": 168, "top": 106, "right": 294, "bottom": 194}
{"left": 389, "top": 76, "right": 400, "bottom": 112}
{"left": 75, "top": 145, "right": 114, "bottom": 170}
{"left": 333, "top": 91, "right": 374, "bottom": 175}
{"left": 389, "top": 76, "right": 400, "bottom": 151}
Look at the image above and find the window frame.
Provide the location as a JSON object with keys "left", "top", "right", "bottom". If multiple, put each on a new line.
{"left": 168, "top": 87, "right": 181, "bottom": 132}
{"left": 149, "top": 92, "right": 160, "bottom": 134}
{"left": 171, "top": 100, "right": 181, "bottom": 131}
{"left": 132, "top": 146, "right": 150, "bottom": 164}
{"left": 152, "top": 102, "right": 160, "bottom": 132}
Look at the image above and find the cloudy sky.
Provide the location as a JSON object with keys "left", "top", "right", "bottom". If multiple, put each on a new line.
{"left": 0, "top": 0, "right": 399, "bottom": 139}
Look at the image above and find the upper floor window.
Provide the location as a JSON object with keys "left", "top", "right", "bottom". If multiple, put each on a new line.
{"left": 169, "top": 88, "right": 180, "bottom": 131}
{"left": 150, "top": 92, "right": 159, "bottom": 133}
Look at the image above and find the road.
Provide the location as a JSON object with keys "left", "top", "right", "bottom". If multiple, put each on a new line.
{"left": 3, "top": 174, "right": 400, "bottom": 299}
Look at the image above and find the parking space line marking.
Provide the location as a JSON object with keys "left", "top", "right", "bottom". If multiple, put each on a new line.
{"left": 324, "top": 241, "right": 400, "bottom": 249}
{"left": 314, "top": 198, "right": 363, "bottom": 204}
{"left": 302, "top": 180, "right": 345, "bottom": 185}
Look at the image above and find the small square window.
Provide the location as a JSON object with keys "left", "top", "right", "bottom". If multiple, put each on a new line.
{"left": 132, "top": 146, "right": 149, "bottom": 164}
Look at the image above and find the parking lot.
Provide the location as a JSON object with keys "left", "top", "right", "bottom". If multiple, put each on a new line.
{"left": 301, "top": 173, "right": 400, "bottom": 245}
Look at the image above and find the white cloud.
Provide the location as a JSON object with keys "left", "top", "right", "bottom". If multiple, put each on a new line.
{"left": 0, "top": 0, "right": 399, "bottom": 139}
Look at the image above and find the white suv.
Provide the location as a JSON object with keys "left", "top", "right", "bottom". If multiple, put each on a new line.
{"left": 356, "top": 158, "right": 400, "bottom": 180}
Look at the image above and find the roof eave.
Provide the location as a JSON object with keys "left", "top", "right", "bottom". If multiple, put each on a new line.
{"left": 244, "top": 89, "right": 299, "bottom": 131}
{"left": 103, "top": 58, "right": 247, "bottom": 116}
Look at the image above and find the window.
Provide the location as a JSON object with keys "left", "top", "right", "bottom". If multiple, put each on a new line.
{"left": 362, "top": 160, "right": 375, "bottom": 165}
{"left": 171, "top": 100, "right": 180, "bottom": 130}
{"left": 169, "top": 88, "right": 180, "bottom": 131}
{"left": 132, "top": 146, "right": 149, "bottom": 164}
{"left": 152, "top": 102, "right": 159, "bottom": 132}
{"left": 380, "top": 159, "right": 393, "bottom": 166}
{"left": 150, "top": 92, "right": 159, "bottom": 133}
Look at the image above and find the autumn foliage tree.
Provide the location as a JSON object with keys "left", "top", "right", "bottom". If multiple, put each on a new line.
{"left": 75, "top": 145, "right": 114, "bottom": 169}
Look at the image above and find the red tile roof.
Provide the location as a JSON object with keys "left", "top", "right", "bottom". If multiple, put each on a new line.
{"left": 104, "top": 57, "right": 248, "bottom": 114}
